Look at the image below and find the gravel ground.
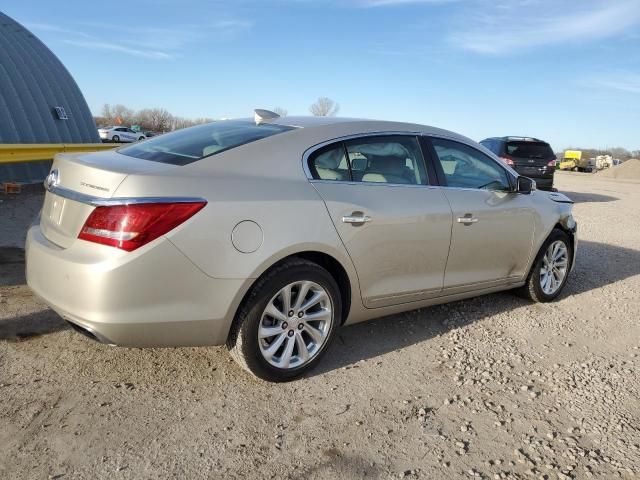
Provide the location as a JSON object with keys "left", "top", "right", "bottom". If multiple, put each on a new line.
{"left": 1, "top": 171, "right": 639, "bottom": 479}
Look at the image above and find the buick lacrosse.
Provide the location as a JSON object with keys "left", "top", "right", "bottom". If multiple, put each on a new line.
{"left": 26, "top": 111, "right": 577, "bottom": 381}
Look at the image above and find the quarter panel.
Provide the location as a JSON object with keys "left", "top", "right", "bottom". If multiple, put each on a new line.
{"left": 116, "top": 174, "right": 358, "bottom": 283}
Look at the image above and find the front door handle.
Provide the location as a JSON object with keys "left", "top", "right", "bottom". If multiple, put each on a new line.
{"left": 342, "top": 213, "right": 372, "bottom": 224}
{"left": 457, "top": 216, "right": 479, "bottom": 225}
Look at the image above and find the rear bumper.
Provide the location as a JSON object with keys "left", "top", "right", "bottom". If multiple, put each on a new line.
{"left": 523, "top": 174, "right": 554, "bottom": 190}
{"left": 25, "top": 225, "right": 249, "bottom": 347}
{"left": 534, "top": 177, "right": 554, "bottom": 190}
{"left": 514, "top": 168, "right": 554, "bottom": 190}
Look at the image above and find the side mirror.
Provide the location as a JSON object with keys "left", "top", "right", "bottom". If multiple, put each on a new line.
{"left": 516, "top": 176, "right": 536, "bottom": 194}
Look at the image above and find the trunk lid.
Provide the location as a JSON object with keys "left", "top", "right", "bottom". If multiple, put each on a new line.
{"left": 40, "top": 150, "right": 176, "bottom": 248}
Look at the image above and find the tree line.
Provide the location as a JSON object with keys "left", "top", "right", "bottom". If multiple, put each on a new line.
{"left": 95, "top": 104, "right": 215, "bottom": 132}
{"left": 94, "top": 97, "right": 341, "bottom": 133}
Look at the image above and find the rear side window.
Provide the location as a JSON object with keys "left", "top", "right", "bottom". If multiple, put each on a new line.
{"left": 118, "top": 120, "right": 294, "bottom": 166}
{"left": 506, "top": 141, "right": 554, "bottom": 159}
{"left": 308, "top": 144, "right": 350, "bottom": 181}
{"left": 346, "top": 136, "right": 427, "bottom": 185}
{"left": 308, "top": 135, "right": 428, "bottom": 185}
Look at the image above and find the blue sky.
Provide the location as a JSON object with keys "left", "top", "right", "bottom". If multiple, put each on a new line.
{"left": 5, "top": 0, "right": 640, "bottom": 150}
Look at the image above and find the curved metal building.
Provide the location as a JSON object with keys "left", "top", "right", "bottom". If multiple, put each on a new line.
{"left": 0, "top": 11, "right": 99, "bottom": 144}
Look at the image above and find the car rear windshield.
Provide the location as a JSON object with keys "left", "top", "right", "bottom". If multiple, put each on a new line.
{"left": 118, "top": 120, "right": 295, "bottom": 166}
{"left": 506, "top": 141, "right": 555, "bottom": 159}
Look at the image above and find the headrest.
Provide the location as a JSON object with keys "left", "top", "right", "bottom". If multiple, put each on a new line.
{"left": 315, "top": 148, "right": 344, "bottom": 169}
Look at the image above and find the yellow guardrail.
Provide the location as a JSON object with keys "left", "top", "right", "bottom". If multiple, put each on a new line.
{"left": 0, "top": 143, "right": 122, "bottom": 165}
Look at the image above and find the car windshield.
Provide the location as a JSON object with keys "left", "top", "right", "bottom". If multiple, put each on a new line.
{"left": 506, "top": 141, "right": 554, "bottom": 159}
{"left": 118, "top": 120, "right": 295, "bottom": 166}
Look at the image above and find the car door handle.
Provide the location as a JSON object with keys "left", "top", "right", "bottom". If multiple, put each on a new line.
{"left": 342, "top": 214, "right": 372, "bottom": 224}
{"left": 457, "top": 216, "right": 479, "bottom": 224}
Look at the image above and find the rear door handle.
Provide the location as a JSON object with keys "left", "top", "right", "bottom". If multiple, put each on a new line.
{"left": 342, "top": 214, "right": 372, "bottom": 224}
{"left": 457, "top": 216, "right": 479, "bottom": 225}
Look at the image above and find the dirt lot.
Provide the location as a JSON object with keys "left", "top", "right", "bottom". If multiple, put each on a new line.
{"left": 1, "top": 171, "right": 639, "bottom": 479}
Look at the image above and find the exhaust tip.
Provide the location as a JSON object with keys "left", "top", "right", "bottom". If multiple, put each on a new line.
{"left": 65, "top": 320, "right": 114, "bottom": 345}
{"left": 67, "top": 321, "right": 99, "bottom": 342}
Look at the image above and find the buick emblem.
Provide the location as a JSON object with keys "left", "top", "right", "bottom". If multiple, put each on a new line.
{"left": 45, "top": 169, "right": 59, "bottom": 190}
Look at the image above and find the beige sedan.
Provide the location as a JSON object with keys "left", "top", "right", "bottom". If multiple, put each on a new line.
{"left": 26, "top": 111, "right": 577, "bottom": 381}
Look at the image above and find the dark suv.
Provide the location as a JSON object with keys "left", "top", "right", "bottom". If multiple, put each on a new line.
{"left": 480, "top": 137, "right": 557, "bottom": 191}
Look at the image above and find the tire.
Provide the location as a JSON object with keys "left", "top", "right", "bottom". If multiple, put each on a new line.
{"left": 112, "top": 135, "right": 120, "bottom": 143}
{"left": 516, "top": 229, "right": 572, "bottom": 302}
{"left": 227, "top": 258, "right": 342, "bottom": 382}
{"left": 138, "top": 137, "right": 145, "bottom": 141}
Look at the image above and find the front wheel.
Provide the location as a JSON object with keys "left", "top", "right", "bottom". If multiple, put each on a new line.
{"left": 112, "top": 135, "right": 120, "bottom": 142}
{"left": 227, "top": 258, "right": 341, "bottom": 382}
{"left": 517, "top": 229, "right": 572, "bottom": 302}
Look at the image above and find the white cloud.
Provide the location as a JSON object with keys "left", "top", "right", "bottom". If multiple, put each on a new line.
{"left": 24, "top": 22, "right": 92, "bottom": 38}
{"left": 588, "top": 72, "right": 640, "bottom": 94}
{"left": 62, "top": 40, "right": 173, "bottom": 59}
{"left": 450, "top": 0, "right": 640, "bottom": 54}
{"left": 360, "top": 0, "right": 457, "bottom": 6}
{"left": 25, "top": 18, "right": 253, "bottom": 60}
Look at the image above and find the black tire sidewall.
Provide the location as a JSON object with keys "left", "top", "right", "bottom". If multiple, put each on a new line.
{"left": 529, "top": 230, "right": 572, "bottom": 301}
{"left": 112, "top": 135, "right": 119, "bottom": 142}
{"left": 237, "top": 263, "right": 341, "bottom": 382}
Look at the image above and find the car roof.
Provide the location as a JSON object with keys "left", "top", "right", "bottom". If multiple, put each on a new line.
{"left": 260, "top": 116, "right": 477, "bottom": 145}
{"left": 483, "top": 136, "right": 548, "bottom": 144}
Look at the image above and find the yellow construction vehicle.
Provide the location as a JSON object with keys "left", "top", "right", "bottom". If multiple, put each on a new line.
{"left": 559, "top": 150, "right": 581, "bottom": 170}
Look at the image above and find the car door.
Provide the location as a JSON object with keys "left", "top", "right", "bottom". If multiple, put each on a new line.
{"left": 426, "top": 137, "right": 537, "bottom": 292}
{"left": 113, "top": 127, "right": 127, "bottom": 141}
{"left": 124, "top": 128, "right": 137, "bottom": 142}
{"left": 308, "top": 135, "right": 453, "bottom": 308}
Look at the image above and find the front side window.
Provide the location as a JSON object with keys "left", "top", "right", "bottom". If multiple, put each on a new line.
{"left": 118, "top": 120, "right": 294, "bottom": 166}
{"left": 432, "top": 138, "right": 511, "bottom": 191}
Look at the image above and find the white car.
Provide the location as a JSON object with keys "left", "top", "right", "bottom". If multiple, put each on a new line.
{"left": 98, "top": 126, "right": 146, "bottom": 143}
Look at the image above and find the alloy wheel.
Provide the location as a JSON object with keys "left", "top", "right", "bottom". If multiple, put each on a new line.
{"left": 540, "top": 240, "right": 569, "bottom": 295}
{"left": 258, "top": 281, "right": 333, "bottom": 369}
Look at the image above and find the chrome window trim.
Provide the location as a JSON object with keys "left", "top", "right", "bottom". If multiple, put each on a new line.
{"left": 45, "top": 183, "right": 206, "bottom": 207}
{"left": 309, "top": 179, "right": 441, "bottom": 189}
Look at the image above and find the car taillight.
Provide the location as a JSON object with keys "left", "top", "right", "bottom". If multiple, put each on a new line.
{"left": 78, "top": 201, "right": 206, "bottom": 251}
{"left": 547, "top": 159, "right": 557, "bottom": 166}
{"left": 500, "top": 156, "right": 515, "bottom": 166}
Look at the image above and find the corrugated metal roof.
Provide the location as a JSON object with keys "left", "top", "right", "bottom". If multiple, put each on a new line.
{"left": 0, "top": 12, "right": 99, "bottom": 144}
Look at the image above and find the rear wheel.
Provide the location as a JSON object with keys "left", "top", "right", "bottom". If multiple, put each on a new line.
{"left": 112, "top": 135, "right": 120, "bottom": 142}
{"left": 227, "top": 258, "right": 341, "bottom": 382}
{"left": 517, "top": 229, "right": 572, "bottom": 302}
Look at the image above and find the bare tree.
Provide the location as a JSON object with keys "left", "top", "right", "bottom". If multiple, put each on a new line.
{"left": 169, "top": 116, "right": 214, "bottom": 131}
{"left": 136, "top": 108, "right": 173, "bottom": 131}
{"left": 272, "top": 107, "right": 288, "bottom": 117}
{"left": 100, "top": 104, "right": 113, "bottom": 123}
{"left": 309, "top": 97, "right": 339, "bottom": 117}
{"left": 110, "top": 104, "right": 134, "bottom": 125}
